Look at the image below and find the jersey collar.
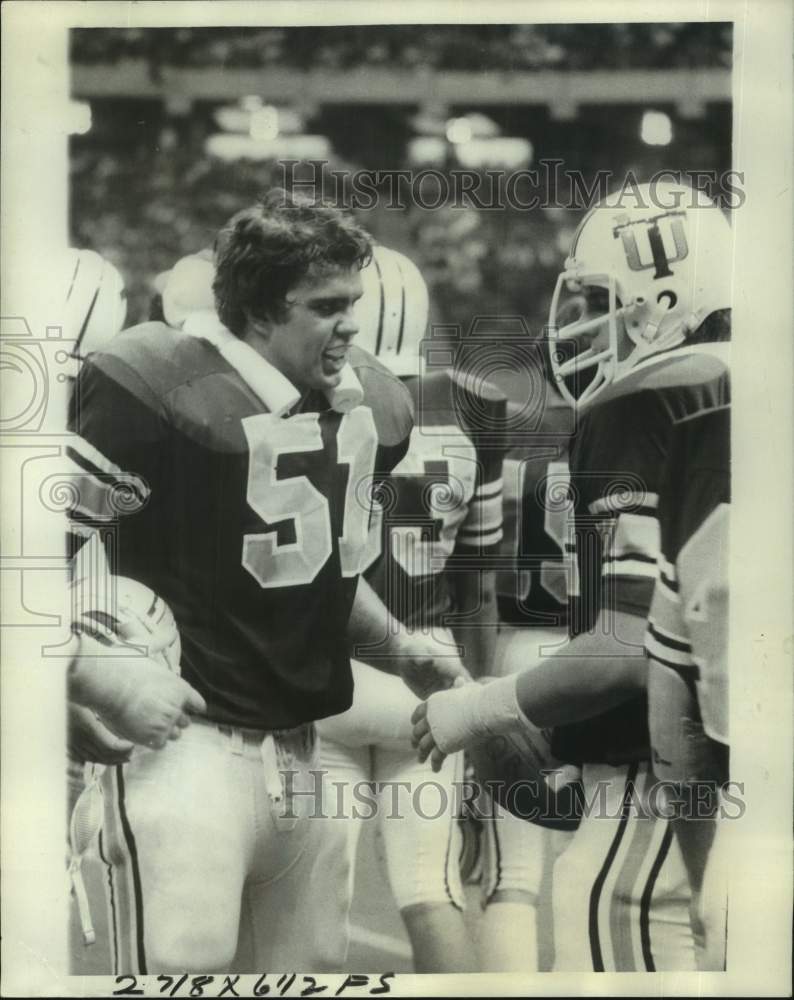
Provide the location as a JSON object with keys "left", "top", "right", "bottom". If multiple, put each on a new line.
{"left": 182, "top": 309, "right": 363, "bottom": 416}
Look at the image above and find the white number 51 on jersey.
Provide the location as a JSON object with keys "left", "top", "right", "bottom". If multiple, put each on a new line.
{"left": 242, "top": 409, "right": 379, "bottom": 588}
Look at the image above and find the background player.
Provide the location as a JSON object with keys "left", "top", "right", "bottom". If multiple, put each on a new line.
{"left": 412, "top": 181, "right": 733, "bottom": 971}
{"left": 67, "top": 191, "right": 467, "bottom": 974}
{"left": 61, "top": 247, "right": 207, "bottom": 764}
{"left": 481, "top": 335, "right": 580, "bottom": 972}
{"left": 645, "top": 399, "right": 731, "bottom": 970}
{"left": 317, "top": 244, "right": 506, "bottom": 972}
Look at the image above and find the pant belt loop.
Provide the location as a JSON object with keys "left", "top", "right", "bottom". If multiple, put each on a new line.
{"left": 227, "top": 725, "right": 244, "bottom": 756}
{"left": 260, "top": 733, "right": 283, "bottom": 804}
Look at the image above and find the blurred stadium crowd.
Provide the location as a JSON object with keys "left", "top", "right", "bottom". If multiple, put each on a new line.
{"left": 72, "top": 24, "right": 732, "bottom": 71}
{"left": 69, "top": 24, "right": 732, "bottom": 340}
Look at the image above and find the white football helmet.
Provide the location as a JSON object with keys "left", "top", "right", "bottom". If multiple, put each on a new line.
{"left": 62, "top": 249, "right": 127, "bottom": 368}
{"left": 548, "top": 182, "right": 732, "bottom": 407}
{"left": 71, "top": 574, "right": 181, "bottom": 675}
{"left": 353, "top": 245, "right": 429, "bottom": 377}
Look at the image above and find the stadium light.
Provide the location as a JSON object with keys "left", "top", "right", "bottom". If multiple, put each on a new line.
{"left": 446, "top": 117, "right": 473, "bottom": 144}
{"left": 66, "top": 100, "right": 92, "bottom": 135}
{"left": 250, "top": 106, "right": 279, "bottom": 142}
{"left": 407, "top": 136, "right": 448, "bottom": 166}
{"left": 205, "top": 132, "right": 330, "bottom": 162}
{"left": 640, "top": 110, "right": 673, "bottom": 146}
{"left": 455, "top": 137, "right": 533, "bottom": 170}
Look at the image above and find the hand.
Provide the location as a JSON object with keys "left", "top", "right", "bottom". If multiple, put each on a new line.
{"left": 411, "top": 673, "right": 525, "bottom": 773}
{"left": 411, "top": 696, "right": 451, "bottom": 773}
{"left": 69, "top": 634, "right": 207, "bottom": 749}
{"left": 68, "top": 702, "right": 134, "bottom": 765}
{"left": 394, "top": 633, "right": 471, "bottom": 700}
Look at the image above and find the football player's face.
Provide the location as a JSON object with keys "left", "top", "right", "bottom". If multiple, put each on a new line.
{"left": 251, "top": 265, "right": 363, "bottom": 392}
{"left": 580, "top": 285, "right": 631, "bottom": 360}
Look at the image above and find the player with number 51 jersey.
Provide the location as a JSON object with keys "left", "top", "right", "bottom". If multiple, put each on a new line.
{"left": 69, "top": 322, "right": 412, "bottom": 732}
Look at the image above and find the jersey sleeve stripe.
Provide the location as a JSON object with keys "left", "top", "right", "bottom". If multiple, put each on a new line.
{"left": 474, "top": 478, "right": 503, "bottom": 499}
{"left": 645, "top": 622, "right": 695, "bottom": 667}
{"left": 602, "top": 558, "right": 658, "bottom": 579}
{"left": 472, "top": 516, "right": 504, "bottom": 535}
{"left": 588, "top": 492, "right": 659, "bottom": 515}
{"left": 69, "top": 474, "right": 148, "bottom": 521}
{"left": 465, "top": 493, "right": 504, "bottom": 537}
{"left": 646, "top": 618, "right": 692, "bottom": 654}
{"left": 67, "top": 437, "right": 125, "bottom": 478}
{"left": 457, "top": 526, "right": 504, "bottom": 548}
{"left": 644, "top": 642, "right": 699, "bottom": 679}
{"left": 605, "top": 552, "right": 657, "bottom": 565}
{"left": 605, "top": 512, "right": 660, "bottom": 562}
{"left": 66, "top": 440, "right": 151, "bottom": 516}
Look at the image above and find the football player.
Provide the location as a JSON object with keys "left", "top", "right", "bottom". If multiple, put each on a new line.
{"left": 412, "top": 181, "right": 732, "bottom": 971}
{"left": 317, "top": 244, "right": 507, "bottom": 972}
{"left": 644, "top": 400, "right": 731, "bottom": 969}
{"left": 67, "top": 191, "right": 467, "bottom": 974}
{"left": 482, "top": 329, "right": 579, "bottom": 972}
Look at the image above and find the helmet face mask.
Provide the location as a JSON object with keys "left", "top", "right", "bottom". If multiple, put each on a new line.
{"left": 549, "top": 269, "right": 620, "bottom": 407}
{"left": 547, "top": 183, "right": 732, "bottom": 408}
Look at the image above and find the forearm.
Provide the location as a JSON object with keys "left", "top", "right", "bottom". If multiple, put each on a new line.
{"left": 348, "top": 574, "right": 405, "bottom": 670}
{"left": 415, "top": 610, "right": 649, "bottom": 759}
{"left": 350, "top": 576, "right": 469, "bottom": 694}
{"left": 515, "top": 610, "right": 648, "bottom": 728}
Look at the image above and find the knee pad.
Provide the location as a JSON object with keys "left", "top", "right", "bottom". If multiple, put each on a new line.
{"left": 481, "top": 798, "right": 546, "bottom": 902}
{"left": 377, "top": 748, "right": 466, "bottom": 911}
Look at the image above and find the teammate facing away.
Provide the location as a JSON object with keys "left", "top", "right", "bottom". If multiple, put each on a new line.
{"left": 478, "top": 395, "right": 579, "bottom": 973}
{"left": 317, "top": 244, "right": 507, "bottom": 972}
{"left": 67, "top": 191, "right": 468, "bottom": 974}
{"left": 412, "top": 181, "right": 733, "bottom": 971}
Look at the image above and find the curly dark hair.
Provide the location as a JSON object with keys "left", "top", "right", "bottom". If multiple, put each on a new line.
{"left": 213, "top": 188, "right": 373, "bottom": 337}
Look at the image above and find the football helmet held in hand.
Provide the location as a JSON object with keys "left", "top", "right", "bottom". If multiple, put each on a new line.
{"left": 70, "top": 575, "right": 181, "bottom": 675}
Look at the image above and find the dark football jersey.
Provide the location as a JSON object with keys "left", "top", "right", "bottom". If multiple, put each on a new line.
{"left": 645, "top": 405, "right": 730, "bottom": 746}
{"left": 364, "top": 369, "right": 507, "bottom": 630}
{"left": 67, "top": 323, "right": 412, "bottom": 729}
{"left": 497, "top": 451, "right": 577, "bottom": 627}
{"left": 552, "top": 376, "right": 730, "bottom": 764}
{"left": 496, "top": 401, "right": 575, "bottom": 626}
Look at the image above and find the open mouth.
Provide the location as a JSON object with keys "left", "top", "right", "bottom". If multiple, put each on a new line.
{"left": 322, "top": 348, "right": 348, "bottom": 374}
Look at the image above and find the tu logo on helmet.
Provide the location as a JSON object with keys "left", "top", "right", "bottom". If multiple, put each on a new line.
{"left": 612, "top": 210, "right": 689, "bottom": 279}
